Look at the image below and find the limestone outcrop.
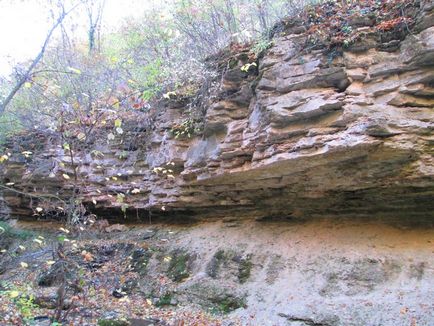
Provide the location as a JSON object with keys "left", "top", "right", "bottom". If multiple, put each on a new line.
{"left": 1, "top": 0, "right": 433, "bottom": 221}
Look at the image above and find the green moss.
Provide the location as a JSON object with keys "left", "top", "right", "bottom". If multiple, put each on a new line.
{"left": 228, "top": 58, "right": 238, "bottom": 69}
{"left": 167, "top": 250, "right": 191, "bottom": 282}
{"left": 97, "top": 320, "right": 129, "bottom": 326}
{"left": 211, "top": 295, "right": 247, "bottom": 314}
{"left": 0, "top": 222, "right": 34, "bottom": 240}
{"left": 155, "top": 292, "right": 174, "bottom": 307}
{"left": 237, "top": 254, "right": 253, "bottom": 284}
{"left": 207, "top": 249, "right": 227, "bottom": 278}
{"left": 131, "top": 248, "right": 152, "bottom": 275}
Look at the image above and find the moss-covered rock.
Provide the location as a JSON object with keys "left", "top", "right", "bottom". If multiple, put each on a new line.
{"left": 131, "top": 248, "right": 152, "bottom": 275}
{"left": 37, "top": 260, "right": 76, "bottom": 287}
{"left": 236, "top": 254, "right": 253, "bottom": 284}
{"left": 186, "top": 283, "right": 247, "bottom": 315}
{"left": 207, "top": 249, "right": 227, "bottom": 278}
{"left": 155, "top": 292, "right": 177, "bottom": 307}
{"left": 207, "top": 249, "right": 253, "bottom": 283}
{"left": 167, "top": 249, "right": 194, "bottom": 282}
{"left": 97, "top": 319, "right": 129, "bottom": 326}
{"left": 211, "top": 295, "right": 247, "bottom": 314}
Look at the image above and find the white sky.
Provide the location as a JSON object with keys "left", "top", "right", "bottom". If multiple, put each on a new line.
{"left": 0, "top": 0, "right": 153, "bottom": 76}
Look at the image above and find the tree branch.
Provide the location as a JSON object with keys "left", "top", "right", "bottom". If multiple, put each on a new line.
{"left": 0, "top": 4, "right": 79, "bottom": 114}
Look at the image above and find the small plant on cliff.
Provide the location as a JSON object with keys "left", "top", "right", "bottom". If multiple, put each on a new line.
{"left": 240, "top": 62, "right": 257, "bottom": 73}
{"left": 152, "top": 162, "right": 176, "bottom": 179}
{"left": 170, "top": 118, "right": 200, "bottom": 139}
{"left": 251, "top": 36, "right": 273, "bottom": 57}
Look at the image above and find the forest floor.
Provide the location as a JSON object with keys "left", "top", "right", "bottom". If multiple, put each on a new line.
{"left": 1, "top": 217, "right": 434, "bottom": 326}
{"left": 0, "top": 220, "right": 239, "bottom": 326}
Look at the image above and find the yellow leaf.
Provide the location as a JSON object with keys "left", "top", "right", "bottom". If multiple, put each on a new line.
{"left": 9, "top": 290, "right": 20, "bottom": 299}
{"left": 46, "top": 260, "right": 55, "bottom": 266}
{"left": 0, "top": 154, "right": 9, "bottom": 163}
{"left": 114, "top": 119, "right": 122, "bottom": 128}
{"left": 24, "top": 82, "right": 32, "bottom": 88}
{"left": 77, "top": 132, "right": 86, "bottom": 141}
{"left": 20, "top": 262, "right": 28, "bottom": 268}
{"left": 163, "top": 91, "right": 177, "bottom": 99}
{"left": 68, "top": 67, "right": 82, "bottom": 74}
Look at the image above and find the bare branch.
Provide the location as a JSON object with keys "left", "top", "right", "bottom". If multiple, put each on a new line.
{"left": 0, "top": 3, "right": 80, "bottom": 114}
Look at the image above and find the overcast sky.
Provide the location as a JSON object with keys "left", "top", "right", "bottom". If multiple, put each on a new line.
{"left": 0, "top": 0, "right": 153, "bottom": 76}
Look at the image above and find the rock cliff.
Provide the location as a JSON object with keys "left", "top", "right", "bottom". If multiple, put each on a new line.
{"left": 1, "top": 0, "right": 433, "bottom": 222}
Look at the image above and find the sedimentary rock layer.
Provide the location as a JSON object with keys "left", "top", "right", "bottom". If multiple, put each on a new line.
{"left": 1, "top": 1, "right": 433, "bottom": 221}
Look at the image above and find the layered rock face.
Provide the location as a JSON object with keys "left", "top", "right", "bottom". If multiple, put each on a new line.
{"left": 1, "top": 2, "right": 433, "bottom": 221}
